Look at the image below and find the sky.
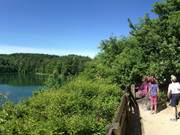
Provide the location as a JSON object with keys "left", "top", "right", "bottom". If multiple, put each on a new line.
{"left": 0, "top": 0, "right": 159, "bottom": 58}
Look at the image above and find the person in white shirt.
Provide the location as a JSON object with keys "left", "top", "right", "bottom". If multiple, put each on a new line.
{"left": 167, "top": 75, "right": 180, "bottom": 121}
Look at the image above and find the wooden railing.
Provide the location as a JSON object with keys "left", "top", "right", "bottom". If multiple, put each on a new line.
{"left": 106, "top": 86, "right": 138, "bottom": 135}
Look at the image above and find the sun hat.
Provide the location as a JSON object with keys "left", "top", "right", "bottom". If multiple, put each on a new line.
{"left": 171, "top": 75, "right": 177, "bottom": 82}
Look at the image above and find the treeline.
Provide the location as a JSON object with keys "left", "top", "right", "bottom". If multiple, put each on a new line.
{"left": 84, "top": 0, "right": 180, "bottom": 88}
{"left": 0, "top": 53, "right": 91, "bottom": 75}
{"left": 0, "top": 0, "right": 180, "bottom": 134}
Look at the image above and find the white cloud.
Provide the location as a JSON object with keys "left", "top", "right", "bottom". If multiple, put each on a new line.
{"left": 0, "top": 45, "right": 97, "bottom": 58}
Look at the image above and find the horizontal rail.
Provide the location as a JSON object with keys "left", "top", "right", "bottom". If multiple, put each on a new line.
{"left": 107, "top": 85, "right": 137, "bottom": 135}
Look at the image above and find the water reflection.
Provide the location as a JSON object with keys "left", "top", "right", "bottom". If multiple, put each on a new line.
{"left": 0, "top": 74, "right": 47, "bottom": 103}
{"left": 0, "top": 73, "right": 46, "bottom": 86}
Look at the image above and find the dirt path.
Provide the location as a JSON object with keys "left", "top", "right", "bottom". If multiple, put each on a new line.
{"left": 139, "top": 104, "right": 180, "bottom": 135}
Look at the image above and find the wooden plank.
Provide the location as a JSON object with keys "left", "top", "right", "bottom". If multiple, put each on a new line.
{"left": 119, "top": 95, "right": 128, "bottom": 135}
{"left": 114, "top": 95, "right": 126, "bottom": 122}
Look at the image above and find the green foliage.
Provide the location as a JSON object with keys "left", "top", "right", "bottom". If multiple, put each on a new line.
{"left": 0, "top": 77, "right": 122, "bottom": 134}
{"left": 0, "top": 0, "right": 180, "bottom": 134}
{"left": 43, "top": 54, "right": 91, "bottom": 89}
{"left": 158, "top": 91, "right": 167, "bottom": 111}
{"left": 84, "top": 37, "right": 146, "bottom": 88}
{"left": 85, "top": 0, "right": 180, "bottom": 88}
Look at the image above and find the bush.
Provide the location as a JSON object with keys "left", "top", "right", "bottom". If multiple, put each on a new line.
{"left": 0, "top": 77, "right": 122, "bottom": 134}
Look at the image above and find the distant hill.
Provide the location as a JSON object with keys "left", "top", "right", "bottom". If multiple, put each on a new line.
{"left": 0, "top": 53, "right": 91, "bottom": 75}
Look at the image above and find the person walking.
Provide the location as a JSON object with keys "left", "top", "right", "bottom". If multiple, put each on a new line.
{"left": 167, "top": 75, "right": 180, "bottom": 121}
{"left": 149, "top": 77, "right": 159, "bottom": 114}
{"left": 137, "top": 76, "right": 149, "bottom": 98}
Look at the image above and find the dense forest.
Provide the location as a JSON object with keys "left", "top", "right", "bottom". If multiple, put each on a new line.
{"left": 0, "top": 0, "right": 180, "bottom": 134}
{"left": 0, "top": 53, "right": 91, "bottom": 75}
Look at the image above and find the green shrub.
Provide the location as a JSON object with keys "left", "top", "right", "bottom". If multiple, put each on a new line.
{"left": 0, "top": 77, "right": 122, "bottom": 134}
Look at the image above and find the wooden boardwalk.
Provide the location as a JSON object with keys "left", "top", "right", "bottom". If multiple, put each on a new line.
{"left": 138, "top": 102, "right": 180, "bottom": 135}
{"left": 107, "top": 87, "right": 180, "bottom": 135}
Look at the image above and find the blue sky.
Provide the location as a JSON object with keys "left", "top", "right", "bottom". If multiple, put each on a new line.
{"left": 0, "top": 0, "right": 158, "bottom": 57}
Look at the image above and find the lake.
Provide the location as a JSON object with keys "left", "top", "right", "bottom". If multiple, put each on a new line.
{"left": 0, "top": 74, "right": 47, "bottom": 103}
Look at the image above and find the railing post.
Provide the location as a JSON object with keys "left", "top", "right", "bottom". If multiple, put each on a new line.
{"left": 131, "top": 84, "right": 136, "bottom": 98}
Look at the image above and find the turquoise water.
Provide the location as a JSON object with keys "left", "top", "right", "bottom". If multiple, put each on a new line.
{"left": 0, "top": 74, "right": 46, "bottom": 103}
